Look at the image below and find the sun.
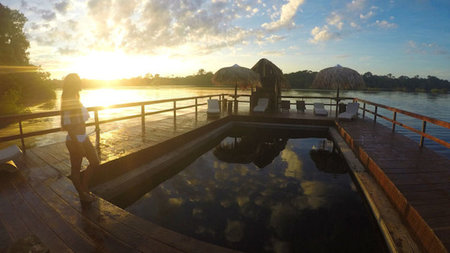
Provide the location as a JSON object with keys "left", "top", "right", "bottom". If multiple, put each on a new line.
{"left": 71, "top": 51, "right": 150, "bottom": 80}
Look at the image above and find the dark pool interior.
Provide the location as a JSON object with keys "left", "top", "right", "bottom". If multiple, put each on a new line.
{"left": 125, "top": 128, "right": 387, "bottom": 252}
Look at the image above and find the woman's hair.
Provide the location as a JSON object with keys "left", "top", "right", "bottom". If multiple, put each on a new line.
{"left": 62, "top": 73, "right": 82, "bottom": 99}
{"left": 61, "top": 73, "right": 82, "bottom": 127}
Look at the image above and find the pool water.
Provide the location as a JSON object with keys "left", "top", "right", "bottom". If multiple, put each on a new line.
{"left": 126, "top": 133, "right": 387, "bottom": 252}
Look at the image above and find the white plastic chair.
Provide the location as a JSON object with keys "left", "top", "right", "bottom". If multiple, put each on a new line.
{"left": 0, "top": 145, "right": 22, "bottom": 172}
{"left": 313, "top": 103, "right": 328, "bottom": 116}
{"left": 207, "top": 99, "right": 221, "bottom": 116}
{"left": 339, "top": 102, "right": 360, "bottom": 120}
{"left": 0, "top": 145, "right": 22, "bottom": 164}
{"left": 253, "top": 98, "right": 269, "bottom": 112}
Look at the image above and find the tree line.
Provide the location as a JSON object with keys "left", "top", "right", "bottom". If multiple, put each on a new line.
{"left": 0, "top": 3, "right": 55, "bottom": 116}
{"left": 79, "top": 70, "right": 449, "bottom": 94}
{"left": 284, "top": 70, "right": 449, "bottom": 93}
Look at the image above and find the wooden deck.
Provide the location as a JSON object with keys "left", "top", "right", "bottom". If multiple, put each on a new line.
{"left": 0, "top": 108, "right": 448, "bottom": 252}
{"left": 336, "top": 119, "right": 450, "bottom": 252}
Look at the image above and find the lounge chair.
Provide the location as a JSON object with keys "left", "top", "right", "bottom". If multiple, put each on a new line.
{"left": 253, "top": 98, "right": 269, "bottom": 112}
{"left": 207, "top": 99, "right": 221, "bottom": 116}
{"left": 0, "top": 145, "right": 22, "bottom": 173}
{"left": 281, "top": 100, "right": 290, "bottom": 112}
{"left": 339, "top": 102, "right": 359, "bottom": 120}
{"left": 296, "top": 101, "right": 306, "bottom": 112}
{"left": 313, "top": 103, "right": 328, "bottom": 116}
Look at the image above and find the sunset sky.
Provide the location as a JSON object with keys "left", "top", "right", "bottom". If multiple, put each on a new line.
{"left": 1, "top": 0, "right": 449, "bottom": 80}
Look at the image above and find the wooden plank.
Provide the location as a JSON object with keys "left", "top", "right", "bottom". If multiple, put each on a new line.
{"left": 32, "top": 179, "right": 137, "bottom": 253}
{"left": 0, "top": 173, "right": 71, "bottom": 252}
{"left": 10, "top": 171, "right": 97, "bottom": 252}
{"left": 397, "top": 183, "right": 450, "bottom": 193}
{"left": 426, "top": 216, "right": 450, "bottom": 229}
{"left": 49, "top": 177, "right": 181, "bottom": 253}
{"left": 385, "top": 171, "right": 450, "bottom": 185}
{"left": 414, "top": 203, "right": 450, "bottom": 219}
{"left": 0, "top": 173, "right": 31, "bottom": 242}
{"left": 0, "top": 218, "right": 12, "bottom": 252}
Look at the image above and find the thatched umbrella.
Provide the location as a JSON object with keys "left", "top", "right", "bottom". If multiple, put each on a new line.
{"left": 213, "top": 137, "right": 259, "bottom": 164}
{"left": 251, "top": 58, "right": 287, "bottom": 110}
{"left": 312, "top": 65, "right": 365, "bottom": 116}
{"left": 310, "top": 150, "right": 348, "bottom": 174}
{"left": 212, "top": 64, "right": 261, "bottom": 104}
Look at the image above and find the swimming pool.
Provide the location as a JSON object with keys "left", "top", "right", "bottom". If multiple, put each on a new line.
{"left": 125, "top": 128, "right": 387, "bottom": 252}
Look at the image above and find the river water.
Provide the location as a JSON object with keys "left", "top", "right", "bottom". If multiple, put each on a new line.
{"left": 0, "top": 86, "right": 448, "bottom": 158}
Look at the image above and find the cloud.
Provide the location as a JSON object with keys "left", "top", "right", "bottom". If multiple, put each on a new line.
{"left": 55, "top": 1, "right": 70, "bottom": 14}
{"left": 359, "top": 11, "right": 374, "bottom": 20}
{"left": 260, "top": 50, "right": 285, "bottom": 56}
{"left": 261, "top": 0, "right": 305, "bottom": 31}
{"left": 41, "top": 10, "right": 56, "bottom": 21}
{"left": 57, "top": 46, "right": 79, "bottom": 55}
{"left": 266, "top": 34, "right": 287, "bottom": 43}
{"left": 327, "top": 12, "right": 343, "bottom": 30}
{"left": 309, "top": 25, "right": 340, "bottom": 43}
{"left": 347, "top": 0, "right": 366, "bottom": 11}
{"left": 407, "top": 40, "right": 448, "bottom": 55}
{"left": 373, "top": 20, "right": 397, "bottom": 29}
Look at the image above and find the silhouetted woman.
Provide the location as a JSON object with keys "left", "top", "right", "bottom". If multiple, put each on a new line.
{"left": 61, "top": 73, "right": 99, "bottom": 202}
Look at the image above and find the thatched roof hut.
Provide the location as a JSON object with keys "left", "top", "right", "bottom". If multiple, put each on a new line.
{"left": 251, "top": 58, "right": 287, "bottom": 111}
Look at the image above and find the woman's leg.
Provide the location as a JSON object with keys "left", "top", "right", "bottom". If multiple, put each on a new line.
{"left": 81, "top": 138, "right": 99, "bottom": 192}
{"left": 66, "top": 140, "right": 83, "bottom": 194}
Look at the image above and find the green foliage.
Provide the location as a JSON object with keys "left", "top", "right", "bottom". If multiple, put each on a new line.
{"left": 284, "top": 70, "right": 317, "bottom": 89}
{"left": 0, "top": 3, "right": 29, "bottom": 65}
{"left": 0, "top": 4, "right": 55, "bottom": 115}
{"left": 282, "top": 69, "right": 449, "bottom": 93}
{"left": 362, "top": 73, "right": 450, "bottom": 92}
{"left": 0, "top": 88, "right": 29, "bottom": 115}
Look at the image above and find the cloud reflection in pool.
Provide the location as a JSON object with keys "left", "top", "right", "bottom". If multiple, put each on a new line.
{"left": 126, "top": 136, "right": 387, "bottom": 253}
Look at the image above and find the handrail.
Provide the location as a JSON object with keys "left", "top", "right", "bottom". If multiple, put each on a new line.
{"left": 355, "top": 98, "right": 450, "bottom": 129}
{"left": 1, "top": 94, "right": 448, "bottom": 151}
{"left": 0, "top": 94, "right": 225, "bottom": 151}
{"left": 354, "top": 98, "right": 450, "bottom": 148}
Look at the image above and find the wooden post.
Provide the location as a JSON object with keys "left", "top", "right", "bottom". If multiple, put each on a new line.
{"left": 420, "top": 121, "right": 427, "bottom": 147}
{"left": 173, "top": 101, "right": 176, "bottom": 128}
{"left": 195, "top": 98, "right": 198, "bottom": 120}
{"left": 94, "top": 110, "right": 100, "bottom": 147}
{"left": 374, "top": 106, "right": 378, "bottom": 123}
{"left": 363, "top": 103, "right": 366, "bottom": 119}
{"left": 141, "top": 104, "right": 145, "bottom": 135}
{"left": 19, "top": 120, "right": 25, "bottom": 152}
{"left": 392, "top": 112, "right": 397, "bottom": 132}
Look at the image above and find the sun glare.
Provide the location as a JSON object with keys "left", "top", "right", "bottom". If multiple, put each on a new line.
{"left": 71, "top": 51, "right": 149, "bottom": 80}
{"left": 70, "top": 51, "right": 192, "bottom": 80}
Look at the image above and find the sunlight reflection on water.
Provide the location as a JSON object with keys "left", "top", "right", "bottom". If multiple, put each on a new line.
{"left": 0, "top": 87, "right": 448, "bottom": 158}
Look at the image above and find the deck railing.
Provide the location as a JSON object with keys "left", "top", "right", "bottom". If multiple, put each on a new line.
{"left": 1, "top": 94, "right": 448, "bottom": 151}
{"left": 0, "top": 94, "right": 225, "bottom": 151}
{"left": 354, "top": 98, "right": 450, "bottom": 148}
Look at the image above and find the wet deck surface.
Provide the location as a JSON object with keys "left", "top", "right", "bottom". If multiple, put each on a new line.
{"left": 337, "top": 118, "right": 450, "bottom": 252}
{"left": 0, "top": 107, "right": 448, "bottom": 252}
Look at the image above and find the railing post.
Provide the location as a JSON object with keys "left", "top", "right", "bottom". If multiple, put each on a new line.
{"left": 94, "top": 110, "right": 100, "bottom": 147}
{"left": 19, "top": 120, "right": 26, "bottom": 152}
{"left": 173, "top": 101, "right": 176, "bottom": 128}
{"left": 330, "top": 98, "right": 333, "bottom": 113}
{"left": 195, "top": 98, "right": 198, "bottom": 120}
{"left": 420, "top": 121, "right": 427, "bottom": 147}
{"left": 141, "top": 105, "right": 145, "bottom": 135}
{"left": 363, "top": 103, "right": 366, "bottom": 119}
{"left": 374, "top": 106, "right": 378, "bottom": 123}
{"left": 392, "top": 111, "right": 397, "bottom": 132}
